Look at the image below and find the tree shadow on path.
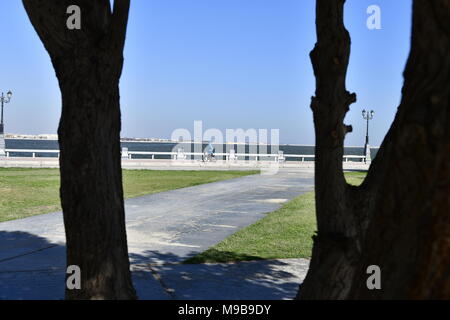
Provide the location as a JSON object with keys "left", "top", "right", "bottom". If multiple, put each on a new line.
{"left": 0, "top": 231, "right": 307, "bottom": 300}
{"left": 0, "top": 231, "right": 66, "bottom": 300}
{"left": 129, "top": 250, "right": 308, "bottom": 300}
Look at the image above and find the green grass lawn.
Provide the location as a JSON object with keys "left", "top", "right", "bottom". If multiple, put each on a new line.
{"left": 0, "top": 168, "right": 258, "bottom": 223}
{"left": 185, "top": 171, "right": 367, "bottom": 264}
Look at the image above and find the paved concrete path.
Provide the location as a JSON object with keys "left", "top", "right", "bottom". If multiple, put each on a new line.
{"left": 0, "top": 168, "right": 314, "bottom": 300}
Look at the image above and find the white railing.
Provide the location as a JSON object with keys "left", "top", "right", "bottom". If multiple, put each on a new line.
{"left": 2, "top": 149, "right": 369, "bottom": 163}
{"left": 124, "top": 150, "right": 368, "bottom": 162}
{"left": 4, "top": 149, "right": 60, "bottom": 158}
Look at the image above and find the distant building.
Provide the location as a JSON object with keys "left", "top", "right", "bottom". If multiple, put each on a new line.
{"left": 5, "top": 133, "right": 58, "bottom": 140}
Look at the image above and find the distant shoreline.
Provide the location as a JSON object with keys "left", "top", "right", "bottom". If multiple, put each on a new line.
{"left": 5, "top": 137, "right": 178, "bottom": 144}
{"left": 4, "top": 138, "right": 379, "bottom": 148}
{"left": 5, "top": 138, "right": 276, "bottom": 145}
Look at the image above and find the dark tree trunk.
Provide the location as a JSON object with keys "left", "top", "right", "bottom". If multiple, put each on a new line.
{"left": 23, "top": 0, "right": 137, "bottom": 299}
{"left": 298, "top": 0, "right": 449, "bottom": 300}
{"left": 348, "top": 0, "right": 450, "bottom": 299}
{"left": 296, "top": 0, "right": 363, "bottom": 300}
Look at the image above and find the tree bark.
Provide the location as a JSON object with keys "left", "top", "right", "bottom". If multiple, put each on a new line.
{"left": 348, "top": 0, "right": 450, "bottom": 299}
{"left": 296, "top": 0, "right": 363, "bottom": 300}
{"left": 298, "top": 0, "right": 449, "bottom": 299}
{"left": 23, "top": 0, "right": 137, "bottom": 299}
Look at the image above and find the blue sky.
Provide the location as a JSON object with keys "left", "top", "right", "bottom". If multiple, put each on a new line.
{"left": 0, "top": 0, "right": 412, "bottom": 145}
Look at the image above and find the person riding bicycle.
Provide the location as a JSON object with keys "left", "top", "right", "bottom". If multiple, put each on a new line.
{"left": 203, "top": 142, "right": 215, "bottom": 162}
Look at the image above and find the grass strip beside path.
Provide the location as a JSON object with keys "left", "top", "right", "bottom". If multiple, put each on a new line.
{"left": 185, "top": 171, "right": 367, "bottom": 264}
{"left": 0, "top": 168, "right": 258, "bottom": 222}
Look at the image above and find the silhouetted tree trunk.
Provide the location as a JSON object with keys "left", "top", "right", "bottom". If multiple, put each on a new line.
{"left": 348, "top": 0, "right": 450, "bottom": 299}
{"left": 298, "top": 0, "right": 449, "bottom": 300}
{"left": 23, "top": 0, "right": 137, "bottom": 299}
{"left": 295, "top": 0, "right": 361, "bottom": 300}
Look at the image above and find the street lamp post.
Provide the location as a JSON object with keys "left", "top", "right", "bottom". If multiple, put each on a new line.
{"left": 1, "top": 91, "right": 13, "bottom": 133}
{"left": 0, "top": 90, "right": 13, "bottom": 157}
{"left": 362, "top": 109, "right": 374, "bottom": 164}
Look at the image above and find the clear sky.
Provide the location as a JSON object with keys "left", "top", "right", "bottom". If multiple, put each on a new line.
{"left": 0, "top": 0, "right": 412, "bottom": 146}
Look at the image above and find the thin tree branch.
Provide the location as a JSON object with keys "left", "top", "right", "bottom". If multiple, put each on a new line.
{"left": 109, "top": 0, "right": 131, "bottom": 55}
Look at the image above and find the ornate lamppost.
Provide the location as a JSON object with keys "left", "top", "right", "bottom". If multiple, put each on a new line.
{"left": 362, "top": 109, "right": 374, "bottom": 164}
{"left": 0, "top": 91, "right": 13, "bottom": 157}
